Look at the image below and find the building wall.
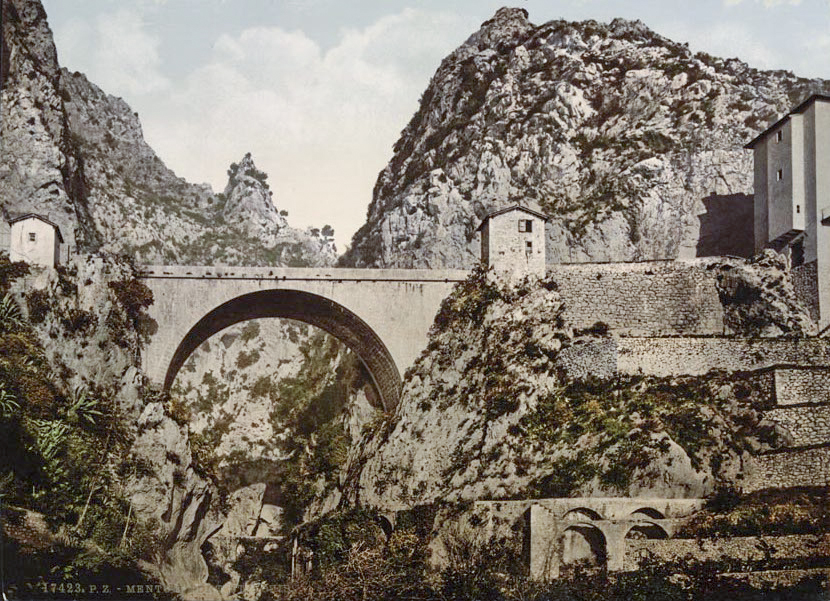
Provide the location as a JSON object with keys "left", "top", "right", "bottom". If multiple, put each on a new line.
{"left": 548, "top": 260, "right": 725, "bottom": 336}
{"left": 813, "top": 102, "right": 830, "bottom": 330}
{"left": 754, "top": 138, "right": 769, "bottom": 253}
{"left": 765, "top": 120, "right": 791, "bottom": 242}
{"left": 792, "top": 261, "right": 819, "bottom": 321}
{"left": 485, "top": 211, "right": 546, "bottom": 278}
{"left": 9, "top": 219, "right": 58, "bottom": 267}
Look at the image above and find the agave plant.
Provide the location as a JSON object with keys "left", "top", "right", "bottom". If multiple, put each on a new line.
{"left": 0, "top": 382, "right": 19, "bottom": 416}
{"left": 67, "top": 385, "right": 102, "bottom": 425}
{"left": 30, "top": 418, "right": 71, "bottom": 463}
{"left": 0, "top": 294, "right": 23, "bottom": 334}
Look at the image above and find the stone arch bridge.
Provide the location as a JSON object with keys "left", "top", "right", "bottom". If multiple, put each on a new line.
{"left": 138, "top": 266, "right": 468, "bottom": 410}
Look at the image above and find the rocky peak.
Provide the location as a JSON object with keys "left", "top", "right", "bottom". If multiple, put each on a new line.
{"left": 221, "top": 152, "right": 287, "bottom": 234}
{"left": 1, "top": 0, "right": 59, "bottom": 84}
{"left": 463, "top": 7, "right": 532, "bottom": 52}
{"left": 342, "top": 8, "right": 830, "bottom": 268}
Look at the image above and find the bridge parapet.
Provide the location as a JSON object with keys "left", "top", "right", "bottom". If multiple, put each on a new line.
{"left": 138, "top": 265, "right": 470, "bottom": 282}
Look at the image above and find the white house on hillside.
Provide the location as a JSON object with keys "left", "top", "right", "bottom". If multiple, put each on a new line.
{"left": 8, "top": 214, "right": 64, "bottom": 268}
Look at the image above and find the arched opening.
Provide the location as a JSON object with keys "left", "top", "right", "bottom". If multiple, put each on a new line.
{"left": 625, "top": 523, "right": 668, "bottom": 540}
{"left": 561, "top": 524, "right": 607, "bottom": 568}
{"left": 163, "top": 289, "right": 402, "bottom": 411}
{"left": 629, "top": 507, "right": 665, "bottom": 520}
{"left": 563, "top": 507, "right": 603, "bottom": 522}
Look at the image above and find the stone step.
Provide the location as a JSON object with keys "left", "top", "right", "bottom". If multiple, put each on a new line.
{"left": 764, "top": 405, "right": 830, "bottom": 447}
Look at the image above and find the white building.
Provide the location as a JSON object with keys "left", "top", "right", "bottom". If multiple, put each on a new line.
{"left": 746, "top": 94, "right": 830, "bottom": 327}
{"left": 477, "top": 204, "right": 548, "bottom": 279}
{"left": 8, "top": 214, "right": 64, "bottom": 268}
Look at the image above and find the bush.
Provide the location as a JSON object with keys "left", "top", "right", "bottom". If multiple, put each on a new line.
{"left": 108, "top": 278, "right": 153, "bottom": 324}
{"left": 26, "top": 289, "right": 51, "bottom": 324}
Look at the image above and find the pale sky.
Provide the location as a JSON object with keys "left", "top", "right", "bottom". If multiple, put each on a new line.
{"left": 42, "top": 0, "right": 830, "bottom": 251}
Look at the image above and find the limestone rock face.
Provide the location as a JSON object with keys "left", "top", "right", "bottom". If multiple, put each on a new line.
{"left": 222, "top": 153, "right": 288, "bottom": 239}
{"left": 0, "top": 0, "right": 94, "bottom": 250}
{"left": 342, "top": 8, "right": 830, "bottom": 268}
{"left": 1, "top": 0, "right": 336, "bottom": 267}
{"left": 345, "top": 272, "right": 772, "bottom": 510}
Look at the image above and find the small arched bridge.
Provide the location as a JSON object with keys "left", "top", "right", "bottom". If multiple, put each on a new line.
{"left": 138, "top": 266, "right": 469, "bottom": 410}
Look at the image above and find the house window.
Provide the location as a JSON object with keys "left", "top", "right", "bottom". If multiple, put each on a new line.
{"left": 797, "top": 205, "right": 801, "bottom": 214}
{"left": 518, "top": 219, "right": 532, "bottom": 233}
{"left": 776, "top": 169, "right": 783, "bottom": 181}
{"left": 526, "top": 241, "right": 533, "bottom": 253}
{"left": 776, "top": 130, "right": 783, "bottom": 143}
{"left": 28, "top": 233, "right": 36, "bottom": 242}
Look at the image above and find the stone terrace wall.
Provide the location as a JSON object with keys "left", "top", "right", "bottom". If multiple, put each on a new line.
{"left": 623, "top": 534, "right": 830, "bottom": 572}
{"left": 774, "top": 367, "right": 830, "bottom": 405}
{"left": 616, "top": 338, "right": 830, "bottom": 377}
{"left": 548, "top": 260, "right": 727, "bottom": 336}
{"left": 746, "top": 448, "right": 830, "bottom": 492}
{"left": 792, "top": 261, "right": 819, "bottom": 322}
{"left": 765, "top": 406, "right": 830, "bottom": 447}
{"left": 557, "top": 337, "right": 830, "bottom": 379}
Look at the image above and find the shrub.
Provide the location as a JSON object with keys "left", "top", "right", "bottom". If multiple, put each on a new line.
{"left": 108, "top": 278, "right": 153, "bottom": 324}
{"left": 26, "top": 289, "right": 51, "bottom": 324}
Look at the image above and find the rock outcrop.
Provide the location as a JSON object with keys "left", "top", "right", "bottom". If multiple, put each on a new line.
{"left": 346, "top": 270, "right": 777, "bottom": 510}
{"left": 1, "top": 0, "right": 335, "bottom": 267}
{"left": 342, "top": 8, "right": 830, "bottom": 268}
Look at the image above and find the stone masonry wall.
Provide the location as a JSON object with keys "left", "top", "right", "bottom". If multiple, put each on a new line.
{"left": 623, "top": 534, "right": 830, "bottom": 572}
{"left": 765, "top": 406, "right": 830, "bottom": 447}
{"left": 773, "top": 367, "right": 830, "bottom": 405}
{"left": 616, "top": 338, "right": 830, "bottom": 377}
{"left": 548, "top": 260, "right": 726, "bottom": 336}
{"left": 557, "top": 337, "right": 830, "bottom": 379}
{"left": 792, "top": 261, "right": 819, "bottom": 322}
{"left": 745, "top": 448, "right": 830, "bottom": 491}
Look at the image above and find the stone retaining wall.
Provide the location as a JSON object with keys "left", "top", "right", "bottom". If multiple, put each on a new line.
{"left": 556, "top": 337, "right": 830, "bottom": 380}
{"left": 765, "top": 406, "right": 830, "bottom": 447}
{"left": 623, "top": 534, "right": 830, "bottom": 571}
{"left": 746, "top": 448, "right": 830, "bottom": 491}
{"left": 616, "top": 338, "right": 830, "bottom": 377}
{"left": 549, "top": 261, "right": 726, "bottom": 337}
{"left": 792, "top": 261, "right": 820, "bottom": 322}
{"left": 773, "top": 367, "right": 830, "bottom": 405}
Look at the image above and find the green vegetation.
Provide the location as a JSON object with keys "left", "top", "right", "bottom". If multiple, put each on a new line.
{"left": 520, "top": 374, "right": 775, "bottom": 493}
{"left": 260, "top": 504, "right": 828, "bottom": 601}
{"left": 678, "top": 487, "right": 830, "bottom": 538}
{"left": 0, "top": 255, "right": 163, "bottom": 594}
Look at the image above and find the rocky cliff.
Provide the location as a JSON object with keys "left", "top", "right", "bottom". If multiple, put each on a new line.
{"left": 344, "top": 270, "right": 783, "bottom": 510}
{"left": 1, "top": 0, "right": 335, "bottom": 266}
{"left": 342, "top": 8, "right": 830, "bottom": 268}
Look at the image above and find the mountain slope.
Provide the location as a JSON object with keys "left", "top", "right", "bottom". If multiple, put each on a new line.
{"left": 1, "top": 0, "right": 335, "bottom": 266}
{"left": 341, "top": 8, "right": 830, "bottom": 268}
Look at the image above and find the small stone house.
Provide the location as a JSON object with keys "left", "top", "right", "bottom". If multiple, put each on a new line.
{"left": 477, "top": 204, "right": 548, "bottom": 279}
{"left": 8, "top": 214, "right": 64, "bottom": 268}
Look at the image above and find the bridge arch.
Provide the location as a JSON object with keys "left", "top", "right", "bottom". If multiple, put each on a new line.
{"left": 162, "top": 289, "right": 402, "bottom": 410}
